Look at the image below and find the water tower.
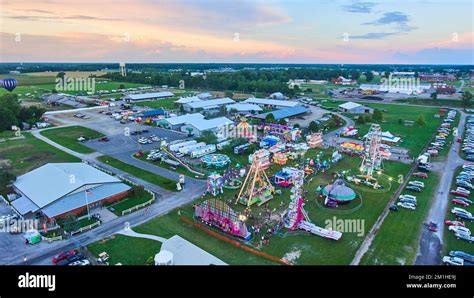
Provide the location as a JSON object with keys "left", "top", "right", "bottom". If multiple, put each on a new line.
{"left": 119, "top": 62, "right": 126, "bottom": 77}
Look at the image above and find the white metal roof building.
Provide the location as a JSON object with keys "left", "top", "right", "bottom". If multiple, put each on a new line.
{"left": 243, "top": 98, "right": 300, "bottom": 109}
{"left": 124, "top": 91, "right": 174, "bottom": 101}
{"left": 162, "top": 113, "right": 205, "bottom": 129}
{"left": 11, "top": 163, "right": 131, "bottom": 219}
{"left": 338, "top": 102, "right": 373, "bottom": 114}
{"left": 180, "top": 117, "right": 233, "bottom": 137}
{"left": 175, "top": 96, "right": 202, "bottom": 104}
{"left": 225, "top": 103, "right": 263, "bottom": 114}
{"left": 183, "top": 97, "right": 235, "bottom": 113}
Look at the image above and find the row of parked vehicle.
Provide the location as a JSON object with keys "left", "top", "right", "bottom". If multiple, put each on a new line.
{"left": 462, "top": 115, "right": 474, "bottom": 161}
{"left": 52, "top": 250, "right": 90, "bottom": 266}
{"left": 442, "top": 250, "right": 474, "bottom": 266}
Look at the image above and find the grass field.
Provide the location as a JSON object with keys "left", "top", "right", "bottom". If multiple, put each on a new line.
{"left": 88, "top": 234, "right": 162, "bottom": 265}
{"left": 134, "top": 98, "right": 179, "bottom": 110}
{"left": 97, "top": 155, "right": 177, "bottom": 192}
{"left": 395, "top": 98, "right": 465, "bottom": 108}
{"left": 100, "top": 149, "right": 411, "bottom": 265}
{"left": 25, "top": 71, "right": 108, "bottom": 77}
{"left": 442, "top": 167, "right": 474, "bottom": 257}
{"left": 325, "top": 101, "right": 443, "bottom": 156}
{"left": 40, "top": 126, "right": 104, "bottom": 154}
{"left": 360, "top": 171, "right": 439, "bottom": 265}
{"left": 0, "top": 132, "right": 80, "bottom": 175}
{"left": 108, "top": 187, "right": 154, "bottom": 216}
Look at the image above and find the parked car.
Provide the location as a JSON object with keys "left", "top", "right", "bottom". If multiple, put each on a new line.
{"left": 397, "top": 202, "right": 416, "bottom": 210}
{"left": 68, "top": 259, "right": 90, "bottom": 266}
{"left": 412, "top": 172, "right": 428, "bottom": 179}
{"left": 452, "top": 199, "right": 470, "bottom": 207}
{"left": 389, "top": 205, "right": 399, "bottom": 212}
{"left": 52, "top": 250, "right": 76, "bottom": 263}
{"left": 451, "top": 207, "right": 472, "bottom": 217}
{"left": 98, "top": 137, "right": 109, "bottom": 142}
{"left": 455, "top": 212, "right": 474, "bottom": 222}
{"left": 444, "top": 220, "right": 465, "bottom": 227}
{"left": 406, "top": 185, "right": 422, "bottom": 192}
{"left": 455, "top": 231, "right": 474, "bottom": 243}
{"left": 450, "top": 190, "right": 469, "bottom": 198}
{"left": 442, "top": 256, "right": 464, "bottom": 266}
{"left": 448, "top": 251, "right": 474, "bottom": 263}
{"left": 448, "top": 226, "right": 471, "bottom": 235}
{"left": 455, "top": 197, "right": 473, "bottom": 205}
{"left": 408, "top": 181, "right": 425, "bottom": 188}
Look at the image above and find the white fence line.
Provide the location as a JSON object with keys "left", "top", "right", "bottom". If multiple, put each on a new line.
{"left": 71, "top": 220, "right": 101, "bottom": 235}
{"left": 42, "top": 235, "right": 63, "bottom": 243}
{"left": 121, "top": 196, "right": 156, "bottom": 216}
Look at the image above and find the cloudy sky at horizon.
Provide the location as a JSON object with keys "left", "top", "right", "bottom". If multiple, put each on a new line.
{"left": 0, "top": 0, "right": 473, "bottom": 64}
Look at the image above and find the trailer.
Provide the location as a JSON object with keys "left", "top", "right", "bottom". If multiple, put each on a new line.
{"left": 190, "top": 144, "right": 216, "bottom": 158}
{"left": 179, "top": 142, "right": 206, "bottom": 155}
{"left": 216, "top": 140, "right": 231, "bottom": 151}
{"left": 234, "top": 143, "right": 251, "bottom": 155}
{"left": 169, "top": 140, "right": 197, "bottom": 152}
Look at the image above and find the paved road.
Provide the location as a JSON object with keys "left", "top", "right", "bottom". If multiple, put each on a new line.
{"left": 414, "top": 110, "right": 467, "bottom": 265}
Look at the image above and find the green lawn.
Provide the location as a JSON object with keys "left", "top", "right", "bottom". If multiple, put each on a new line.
{"left": 88, "top": 234, "right": 162, "bottom": 265}
{"left": 97, "top": 155, "right": 177, "bottom": 192}
{"left": 442, "top": 167, "right": 474, "bottom": 257}
{"left": 40, "top": 126, "right": 104, "bottom": 154}
{"left": 108, "top": 187, "right": 154, "bottom": 215}
{"left": 0, "top": 132, "right": 80, "bottom": 175}
{"left": 395, "top": 98, "right": 465, "bottom": 108}
{"left": 336, "top": 102, "right": 443, "bottom": 156}
{"left": 360, "top": 171, "right": 439, "bottom": 265}
{"left": 134, "top": 98, "right": 179, "bottom": 110}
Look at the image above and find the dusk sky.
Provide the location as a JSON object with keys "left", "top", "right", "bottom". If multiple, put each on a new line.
{"left": 0, "top": 0, "right": 473, "bottom": 64}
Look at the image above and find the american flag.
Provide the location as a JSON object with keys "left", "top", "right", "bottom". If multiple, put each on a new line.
{"left": 85, "top": 189, "right": 93, "bottom": 196}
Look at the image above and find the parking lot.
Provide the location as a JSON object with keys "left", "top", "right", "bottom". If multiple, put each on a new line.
{"left": 0, "top": 200, "right": 32, "bottom": 264}
{"left": 48, "top": 107, "right": 188, "bottom": 157}
{"left": 84, "top": 126, "right": 186, "bottom": 156}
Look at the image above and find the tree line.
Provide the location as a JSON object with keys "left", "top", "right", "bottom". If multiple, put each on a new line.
{"left": 0, "top": 94, "right": 45, "bottom": 132}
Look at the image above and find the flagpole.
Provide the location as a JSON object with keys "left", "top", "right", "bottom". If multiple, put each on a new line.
{"left": 85, "top": 190, "right": 91, "bottom": 219}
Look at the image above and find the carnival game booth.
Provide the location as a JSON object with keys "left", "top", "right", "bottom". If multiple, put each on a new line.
{"left": 273, "top": 152, "right": 288, "bottom": 165}
{"left": 274, "top": 167, "right": 302, "bottom": 188}
{"left": 248, "top": 150, "right": 271, "bottom": 169}
{"left": 320, "top": 179, "right": 356, "bottom": 206}
{"left": 259, "top": 136, "right": 280, "bottom": 148}
{"left": 339, "top": 141, "right": 363, "bottom": 155}
{"left": 306, "top": 132, "right": 323, "bottom": 148}
{"left": 264, "top": 123, "right": 302, "bottom": 142}
{"left": 194, "top": 199, "right": 252, "bottom": 241}
{"left": 342, "top": 126, "right": 358, "bottom": 137}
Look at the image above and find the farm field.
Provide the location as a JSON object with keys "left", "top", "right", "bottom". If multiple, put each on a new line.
{"left": 96, "top": 149, "right": 411, "bottom": 265}
{"left": 0, "top": 132, "right": 80, "bottom": 176}
{"left": 40, "top": 126, "right": 104, "bottom": 154}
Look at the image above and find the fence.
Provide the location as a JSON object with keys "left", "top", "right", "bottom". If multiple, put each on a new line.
{"left": 70, "top": 220, "right": 101, "bottom": 236}
{"left": 41, "top": 235, "right": 63, "bottom": 243}
{"left": 121, "top": 196, "right": 156, "bottom": 216}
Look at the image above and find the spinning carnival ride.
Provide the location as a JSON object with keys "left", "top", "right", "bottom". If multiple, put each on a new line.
{"left": 236, "top": 149, "right": 275, "bottom": 207}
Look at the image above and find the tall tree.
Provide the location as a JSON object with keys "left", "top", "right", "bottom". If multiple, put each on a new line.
{"left": 364, "top": 71, "right": 374, "bottom": 82}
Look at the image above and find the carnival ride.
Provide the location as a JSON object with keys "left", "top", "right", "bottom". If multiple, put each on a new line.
{"left": 200, "top": 154, "right": 231, "bottom": 168}
{"left": 274, "top": 167, "right": 302, "bottom": 188}
{"left": 264, "top": 123, "right": 302, "bottom": 142}
{"left": 194, "top": 199, "right": 252, "bottom": 240}
{"left": 161, "top": 147, "right": 205, "bottom": 176}
{"left": 207, "top": 173, "right": 224, "bottom": 196}
{"left": 282, "top": 170, "right": 342, "bottom": 240}
{"left": 360, "top": 124, "right": 383, "bottom": 178}
{"left": 236, "top": 149, "right": 275, "bottom": 207}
